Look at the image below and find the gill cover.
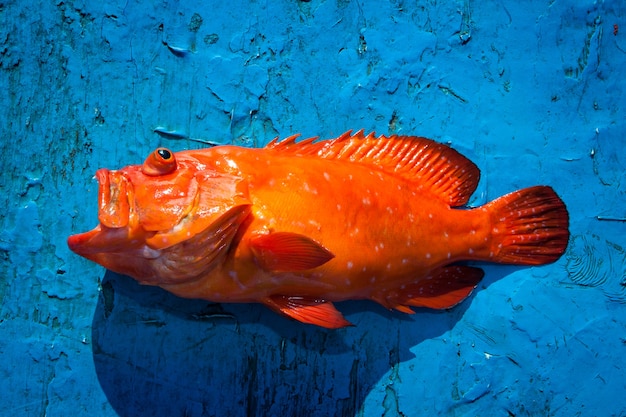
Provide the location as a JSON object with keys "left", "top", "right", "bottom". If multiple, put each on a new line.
{"left": 130, "top": 150, "right": 251, "bottom": 250}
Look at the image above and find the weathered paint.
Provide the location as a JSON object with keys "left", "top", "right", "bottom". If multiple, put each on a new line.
{"left": 1, "top": 0, "right": 625, "bottom": 416}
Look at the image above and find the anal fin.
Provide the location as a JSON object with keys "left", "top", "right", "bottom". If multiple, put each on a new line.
{"left": 375, "top": 266, "right": 484, "bottom": 313}
{"left": 264, "top": 295, "right": 352, "bottom": 329}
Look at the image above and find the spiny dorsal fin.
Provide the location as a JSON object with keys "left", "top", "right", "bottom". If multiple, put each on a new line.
{"left": 265, "top": 130, "right": 480, "bottom": 206}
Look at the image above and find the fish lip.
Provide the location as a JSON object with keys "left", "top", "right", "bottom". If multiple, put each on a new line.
{"left": 96, "top": 169, "right": 133, "bottom": 229}
{"left": 67, "top": 169, "right": 136, "bottom": 256}
{"left": 67, "top": 226, "right": 102, "bottom": 256}
{"left": 68, "top": 222, "right": 145, "bottom": 256}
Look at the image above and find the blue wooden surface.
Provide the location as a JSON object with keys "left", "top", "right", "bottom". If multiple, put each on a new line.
{"left": 1, "top": 0, "right": 625, "bottom": 416}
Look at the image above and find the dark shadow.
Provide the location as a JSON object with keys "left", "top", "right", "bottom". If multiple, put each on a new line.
{"left": 92, "top": 264, "right": 518, "bottom": 417}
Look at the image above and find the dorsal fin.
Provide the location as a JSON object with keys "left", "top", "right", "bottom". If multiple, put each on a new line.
{"left": 265, "top": 130, "right": 480, "bottom": 206}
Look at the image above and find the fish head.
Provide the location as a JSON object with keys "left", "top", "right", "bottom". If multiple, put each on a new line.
{"left": 68, "top": 147, "right": 251, "bottom": 285}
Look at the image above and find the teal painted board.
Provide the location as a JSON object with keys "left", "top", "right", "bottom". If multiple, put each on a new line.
{"left": 1, "top": 0, "right": 625, "bottom": 416}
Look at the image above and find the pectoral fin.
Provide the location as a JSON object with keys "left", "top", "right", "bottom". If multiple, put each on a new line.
{"left": 264, "top": 295, "right": 352, "bottom": 329}
{"left": 250, "top": 232, "right": 335, "bottom": 272}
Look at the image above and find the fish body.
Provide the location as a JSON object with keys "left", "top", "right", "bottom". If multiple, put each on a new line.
{"left": 68, "top": 131, "right": 569, "bottom": 328}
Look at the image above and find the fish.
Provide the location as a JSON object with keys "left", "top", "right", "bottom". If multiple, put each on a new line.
{"left": 67, "top": 131, "right": 570, "bottom": 328}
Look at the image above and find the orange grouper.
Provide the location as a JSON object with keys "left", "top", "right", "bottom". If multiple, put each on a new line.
{"left": 67, "top": 131, "right": 569, "bottom": 328}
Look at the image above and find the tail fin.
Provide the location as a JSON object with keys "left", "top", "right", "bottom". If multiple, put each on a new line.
{"left": 486, "top": 186, "right": 569, "bottom": 265}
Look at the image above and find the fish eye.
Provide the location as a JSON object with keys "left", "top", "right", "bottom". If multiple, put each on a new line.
{"left": 142, "top": 147, "right": 177, "bottom": 176}
{"left": 157, "top": 148, "right": 172, "bottom": 160}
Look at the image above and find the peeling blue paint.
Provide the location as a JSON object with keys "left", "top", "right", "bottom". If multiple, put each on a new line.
{"left": 1, "top": 0, "right": 625, "bottom": 416}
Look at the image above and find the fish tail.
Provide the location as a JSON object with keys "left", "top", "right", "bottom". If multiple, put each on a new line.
{"left": 485, "top": 186, "right": 569, "bottom": 265}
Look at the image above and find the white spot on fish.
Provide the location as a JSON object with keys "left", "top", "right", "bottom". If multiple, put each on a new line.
{"left": 323, "top": 172, "right": 330, "bottom": 181}
{"left": 303, "top": 182, "right": 318, "bottom": 195}
{"left": 468, "top": 248, "right": 474, "bottom": 255}
{"left": 308, "top": 219, "right": 321, "bottom": 230}
{"left": 362, "top": 197, "right": 372, "bottom": 205}
{"left": 347, "top": 261, "right": 354, "bottom": 269}
{"left": 425, "top": 253, "right": 431, "bottom": 259}
{"left": 337, "top": 204, "right": 342, "bottom": 211}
